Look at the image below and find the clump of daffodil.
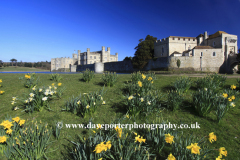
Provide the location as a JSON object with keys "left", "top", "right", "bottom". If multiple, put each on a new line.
{"left": 230, "top": 102, "right": 236, "bottom": 107}
{"left": 165, "top": 133, "right": 175, "bottom": 144}
{"left": 208, "top": 132, "right": 217, "bottom": 143}
{"left": 142, "top": 74, "right": 146, "bottom": 80}
{"left": 186, "top": 143, "right": 201, "bottom": 155}
{"left": 128, "top": 95, "right": 134, "bottom": 100}
{"left": 148, "top": 77, "right": 152, "bottom": 81}
{"left": 25, "top": 75, "right": 31, "bottom": 79}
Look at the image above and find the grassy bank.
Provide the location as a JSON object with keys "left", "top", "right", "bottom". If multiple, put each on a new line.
{"left": 0, "top": 66, "right": 50, "bottom": 72}
{"left": 0, "top": 73, "right": 239, "bottom": 159}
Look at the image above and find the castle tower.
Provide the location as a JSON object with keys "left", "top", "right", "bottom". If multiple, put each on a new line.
{"left": 102, "top": 46, "right": 106, "bottom": 62}
{"left": 115, "top": 53, "right": 118, "bottom": 61}
{"left": 78, "top": 50, "right": 81, "bottom": 65}
{"left": 87, "top": 48, "right": 90, "bottom": 64}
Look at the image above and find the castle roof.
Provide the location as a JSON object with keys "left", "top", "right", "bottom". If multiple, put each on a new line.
{"left": 169, "top": 36, "right": 196, "bottom": 39}
{"left": 208, "top": 31, "right": 228, "bottom": 39}
{"left": 196, "top": 34, "right": 204, "bottom": 38}
{"left": 193, "top": 46, "right": 215, "bottom": 49}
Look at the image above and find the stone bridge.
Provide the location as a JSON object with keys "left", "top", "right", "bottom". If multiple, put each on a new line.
{"left": 224, "top": 53, "right": 240, "bottom": 74}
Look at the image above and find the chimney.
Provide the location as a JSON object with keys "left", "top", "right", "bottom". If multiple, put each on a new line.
{"left": 204, "top": 31, "right": 208, "bottom": 40}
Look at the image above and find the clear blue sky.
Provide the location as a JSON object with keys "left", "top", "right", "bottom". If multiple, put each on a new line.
{"left": 0, "top": 0, "right": 240, "bottom": 62}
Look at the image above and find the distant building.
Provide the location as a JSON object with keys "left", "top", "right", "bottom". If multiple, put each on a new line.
{"left": 51, "top": 46, "right": 118, "bottom": 71}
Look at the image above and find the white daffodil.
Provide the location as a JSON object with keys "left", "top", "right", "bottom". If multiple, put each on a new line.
{"left": 14, "top": 107, "right": 19, "bottom": 110}
{"left": 230, "top": 102, "right": 236, "bottom": 107}
{"left": 102, "top": 101, "right": 105, "bottom": 104}
{"left": 29, "top": 93, "right": 35, "bottom": 97}
{"left": 94, "top": 102, "right": 96, "bottom": 105}
{"left": 39, "top": 88, "right": 43, "bottom": 92}
{"left": 204, "top": 88, "right": 207, "bottom": 91}
{"left": 77, "top": 100, "right": 81, "bottom": 105}
{"left": 12, "top": 97, "right": 17, "bottom": 101}
{"left": 86, "top": 105, "right": 90, "bottom": 109}
{"left": 11, "top": 101, "right": 16, "bottom": 105}
{"left": 42, "top": 97, "right": 48, "bottom": 101}
{"left": 29, "top": 98, "right": 33, "bottom": 102}
{"left": 140, "top": 98, "right": 144, "bottom": 102}
{"left": 54, "top": 87, "right": 57, "bottom": 90}
{"left": 44, "top": 92, "right": 49, "bottom": 96}
{"left": 49, "top": 86, "right": 52, "bottom": 89}
{"left": 50, "top": 91, "right": 54, "bottom": 95}
{"left": 24, "top": 99, "right": 29, "bottom": 103}
{"left": 147, "top": 101, "right": 151, "bottom": 105}
{"left": 128, "top": 95, "right": 134, "bottom": 100}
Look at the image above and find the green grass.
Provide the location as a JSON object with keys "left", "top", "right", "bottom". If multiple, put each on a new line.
{"left": 0, "top": 73, "right": 240, "bottom": 159}
{"left": 0, "top": 66, "right": 49, "bottom": 72}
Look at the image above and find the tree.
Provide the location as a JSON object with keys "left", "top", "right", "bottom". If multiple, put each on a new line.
{"left": 10, "top": 58, "right": 17, "bottom": 66}
{"left": 131, "top": 35, "right": 157, "bottom": 69}
{"left": 0, "top": 60, "right": 3, "bottom": 67}
{"left": 177, "top": 59, "right": 181, "bottom": 68}
{"left": 123, "top": 56, "right": 132, "bottom": 61}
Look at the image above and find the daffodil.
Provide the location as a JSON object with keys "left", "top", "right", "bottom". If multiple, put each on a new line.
{"left": 222, "top": 93, "right": 228, "bottom": 98}
{"left": 0, "top": 79, "right": 2, "bottom": 83}
{"left": 0, "top": 120, "right": 13, "bottom": 129}
{"left": 58, "top": 83, "right": 62, "bottom": 86}
{"left": 208, "top": 132, "right": 217, "bottom": 143}
{"left": 231, "top": 95, "right": 235, "bottom": 100}
{"left": 140, "top": 97, "right": 144, "bottom": 102}
{"left": 42, "top": 97, "right": 48, "bottom": 101}
{"left": 24, "top": 99, "right": 29, "bottom": 103}
{"left": 186, "top": 143, "right": 201, "bottom": 155}
{"left": 0, "top": 135, "right": 7, "bottom": 143}
{"left": 165, "top": 133, "right": 175, "bottom": 144}
{"left": 6, "top": 129, "right": 13, "bottom": 135}
{"left": 11, "top": 101, "right": 16, "bottom": 105}
{"left": 167, "top": 153, "right": 176, "bottom": 160}
{"left": 29, "top": 93, "right": 35, "bottom": 97}
{"left": 77, "top": 100, "right": 81, "bottom": 105}
{"left": 128, "top": 95, "right": 134, "bottom": 100}
{"left": 219, "top": 147, "right": 227, "bottom": 157}
{"left": 12, "top": 117, "right": 21, "bottom": 123}
{"left": 135, "top": 135, "right": 146, "bottom": 143}
{"left": 96, "top": 124, "right": 102, "bottom": 129}
{"left": 29, "top": 97, "right": 33, "bottom": 102}
{"left": 86, "top": 105, "right": 90, "bottom": 109}
{"left": 52, "top": 83, "right": 55, "bottom": 86}
{"left": 231, "top": 84, "right": 236, "bottom": 90}
{"left": 19, "top": 120, "right": 25, "bottom": 126}
{"left": 12, "top": 97, "right": 17, "bottom": 101}
{"left": 102, "top": 101, "right": 105, "bottom": 104}
{"left": 147, "top": 101, "right": 151, "bottom": 105}
{"left": 0, "top": 90, "right": 5, "bottom": 94}
{"left": 142, "top": 74, "right": 146, "bottom": 80}
{"left": 39, "top": 88, "right": 42, "bottom": 92}
{"left": 138, "top": 81, "right": 142, "bottom": 87}
{"left": 148, "top": 77, "right": 153, "bottom": 81}
{"left": 230, "top": 102, "right": 236, "bottom": 107}
{"left": 228, "top": 97, "right": 232, "bottom": 101}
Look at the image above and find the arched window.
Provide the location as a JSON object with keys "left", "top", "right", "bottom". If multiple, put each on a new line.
{"left": 213, "top": 52, "right": 216, "bottom": 56}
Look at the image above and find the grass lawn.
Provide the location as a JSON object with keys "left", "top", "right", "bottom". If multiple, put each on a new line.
{"left": 0, "top": 66, "right": 50, "bottom": 72}
{"left": 0, "top": 73, "right": 239, "bottom": 159}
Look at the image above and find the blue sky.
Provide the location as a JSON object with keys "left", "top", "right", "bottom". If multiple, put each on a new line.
{"left": 0, "top": 0, "right": 240, "bottom": 62}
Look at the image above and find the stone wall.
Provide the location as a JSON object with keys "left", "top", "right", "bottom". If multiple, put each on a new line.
{"left": 76, "top": 64, "right": 95, "bottom": 72}
{"left": 104, "top": 60, "right": 138, "bottom": 72}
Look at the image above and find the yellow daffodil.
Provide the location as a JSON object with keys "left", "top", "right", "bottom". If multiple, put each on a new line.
{"left": 165, "top": 133, "right": 175, "bottom": 144}
{"left": 96, "top": 124, "right": 102, "bottom": 129}
{"left": 142, "top": 74, "right": 146, "bottom": 80}
{"left": 231, "top": 85, "right": 236, "bottom": 90}
{"left": 105, "top": 141, "right": 111, "bottom": 149}
{"left": 222, "top": 93, "right": 228, "bottom": 98}
{"left": 231, "top": 95, "right": 235, "bottom": 100}
{"left": 151, "top": 81, "right": 153, "bottom": 84}
{"left": 208, "top": 132, "right": 217, "bottom": 143}
{"left": 135, "top": 135, "right": 146, "bottom": 143}
{"left": 0, "top": 90, "right": 5, "bottom": 94}
{"left": 0, "top": 79, "right": 2, "bottom": 83}
{"left": 0, "top": 120, "right": 13, "bottom": 129}
{"left": 186, "top": 143, "right": 201, "bottom": 155}
{"left": 12, "top": 117, "right": 21, "bottom": 123}
{"left": 19, "top": 120, "right": 25, "bottom": 126}
{"left": 216, "top": 155, "right": 223, "bottom": 160}
{"left": 98, "top": 158, "right": 103, "bottom": 160}
{"left": 52, "top": 83, "right": 55, "bottom": 86}
{"left": 228, "top": 98, "right": 232, "bottom": 101}
{"left": 93, "top": 130, "right": 96, "bottom": 133}
{"left": 58, "top": 83, "right": 62, "bottom": 86}
{"left": 6, "top": 129, "right": 13, "bottom": 135}
{"left": 126, "top": 114, "right": 129, "bottom": 118}
{"left": 138, "top": 81, "right": 142, "bottom": 87}
{"left": 128, "top": 95, "right": 134, "bottom": 100}
{"left": 115, "top": 126, "right": 122, "bottom": 138}
{"left": 167, "top": 153, "right": 176, "bottom": 160}
{"left": 219, "top": 147, "right": 227, "bottom": 157}
{"left": 0, "top": 135, "right": 7, "bottom": 143}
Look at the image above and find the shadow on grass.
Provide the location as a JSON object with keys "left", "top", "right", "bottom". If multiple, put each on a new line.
{"left": 111, "top": 101, "right": 128, "bottom": 115}
{"left": 161, "top": 85, "right": 174, "bottom": 92}
{"left": 94, "top": 81, "right": 105, "bottom": 87}
{"left": 61, "top": 140, "right": 75, "bottom": 160}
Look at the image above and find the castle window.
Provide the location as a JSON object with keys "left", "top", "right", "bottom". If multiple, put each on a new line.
{"left": 105, "top": 57, "right": 107, "bottom": 60}
{"left": 94, "top": 56, "right": 96, "bottom": 59}
{"left": 94, "top": 61, "right": 96, "bottom": 63}
{"left": 192, "top": 50, "right": 194, "bottom": 56}
{"left": 110, "top": 58, "right": 112, "bottom": 60}
{"left": 172, "top": 37, "right": 175, "bottom": 40}
{"left": 213, "top": 41, "right": 215, "bottom": 46}
{"left": 188, "top": 38, "right": 190, "bottom": 41}
{"left": 178, "top": 38, "right": 180, "bottom": 40}
{"left": 201, "top": 52, "right": 203, "bottom": 56}
{"left": 183, "top": 38, "right": 185, "bottom": 41}
{"left": 193, "top": 39, "right": 195, "bottom": 41}
{"left": 90, "top": 56, "right": 92, "bottom": 59}
{"left": 90, "top": 61, "right": 92, "bottom": 64}
{"left": 213, "top": 52, "right": 216, "bottom": 56}
{"left": 188, "top": 45, "right": 191, "bottom": 50}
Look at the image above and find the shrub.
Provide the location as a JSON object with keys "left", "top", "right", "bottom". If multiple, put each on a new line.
{"left": 177, "top": 59, "right": 181, "bottom": 68}
{"left": 172, "top": 76, "right": 192, "bottom": 93}
{"left": 50, "top": 73, "right": 62, "bottom": 82}
{"left": 82, "top": 69, "right": 95, "bottom": 82}
{"left": 102, "top": 72, "right": 118, "bottom": 87}
{"left": 22, "top": 73, "right": 39, "bottom": 89}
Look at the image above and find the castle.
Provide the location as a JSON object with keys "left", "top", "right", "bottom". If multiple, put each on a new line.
{"left": 51, "top": 46, "right": 118, "bottom": 71}
{"left": 154, "top": 31, "right": 238, "bottom": 72}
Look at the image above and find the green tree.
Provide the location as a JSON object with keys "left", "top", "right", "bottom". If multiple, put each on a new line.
{"left": 10, "top": 58, "right": 17, "bottom": 66}
{"left": 177, "top": 59, "right": 181, "bottom": 68}
{"left": 132, "top": 35, "right": 157, "bottom": 69}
